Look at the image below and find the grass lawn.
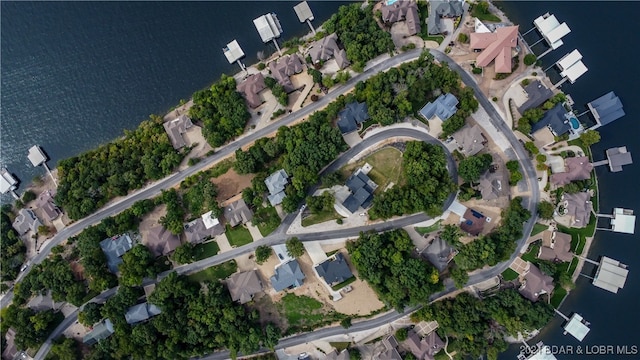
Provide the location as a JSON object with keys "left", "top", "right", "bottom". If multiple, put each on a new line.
{"left": 470, "top": 6, "right": 501, "bottom": 22}
{"left": 277, "top": 293, "right": 346, "bottom": 330}
{"left": 340, "top": 147, "right": 405, "bottom": 193}
{"left": 226, "top": 225, "right": 254, "bottom": 247}
{"left": 193, "top": 241, "right": 220, "bottom": 261}
{"left": 329, "top": 342, "right": 351, "bottom": 352}
{"left": 186, "top": 260, "right": 237, "bottom": 284}
{"left": 302, "top": 208, "right": 343, "bottom": 227}
{"left": 531, "top": 223, "right": 548, "bottom": 236}
{"left": 550, "top": 285, "right": 568, "bottom": 308}
{"left": 331, "top": 276, "right": 357, "bottom": 291}
{"left": 421, "top": 34, "right": 445, "bottom": 44}
{"left": 501, "top": 268, "right": 519, "bottom": 281}
{"left": 415, "top": 220, "right": 443, "bottom": 235}
{"left": 521, "top": 244, "right": 540, "bottom": 263}
{"left": 255, "top": 206, "right": 281, "bottom": 237}
{"left": 558, "top": 213, "right": 595, "bottom": 256}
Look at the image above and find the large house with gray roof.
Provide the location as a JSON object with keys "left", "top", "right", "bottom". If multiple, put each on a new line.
{"left": 341, "top": 169, "right": 377, "bottom": 214}
{"left": 337, "top": 101, "right": 369, "bottom": 134}
{"left": 184, "top": 210, "right": 225, "bottom": 244}
{"left": 125, "top": 302, "right": 162, "bottom": 325}
{"left": 381, "top": 0, "right": 421, "bottom": 36}
{"left": 531, "top": 102, "right": 572, "bottom": 136}
{"left": 419, "top": 93, "right": 459, "bottom": 121}
{"left": 227, "top": 270, "right": 263, "bottom": 304}
{"left": 163, "top": 114, "right": 193, "bottom": 149}
{"left": 224, "top": 199, "right": 254, "bottom": 227}
{"left": 452, "top": 124, "right": 486, "bottom": 156}
{"left": 271, "top": 259, "right": 305, "bottom": 292}
{"left": 27, "top": 291, "right": 63, "bottom": 312}
{"left": 315, "top": 253, "right": 353, "bottom": 287}
{"left": 405, "top": 329, "right": 445, "bottom": 360}
{"left": 12, "top": 208, "right": 42, "bottom": 235}
{"left": 519, "top": 263, "right": 554, "bottom": 302}
{"left": 100, "top": 234, "right": 134, "bottom": 273}
{"left": 265, "top": 169, "right": 289, "bottom": 206}
{"left": 375, "top": 335, "right": 402, "bottom": 360}
{"left": 551, "top": 156, "right": 593, "bottom": 186}
{"left": 563, "top": 192, "right": 593, "bottom": 228}
{"left": 478, "top": 167, "right": 508, "bottom": 201}
{"left": 538, "top": 230, "right": 573, "bottom": 262}
{"left": 269, "top": 54, "right": 304, "bottom": 93}
{"left": 83, "top": 319, "right": 115, "bottom": 345}
{"left": 428, "top": 0, "right": 464, "bottom": 35}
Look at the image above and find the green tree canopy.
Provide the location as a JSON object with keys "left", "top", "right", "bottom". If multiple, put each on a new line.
{"left": 458, "top": 153, "right": 493, "bottom": 183}
{"left": 286, "top": 237, "right": 304, "bottom": 258}
{"left": 255, "top": 245, "right": 273, "bottom": 265}
{"left": 580, "top": 130, "right": 601, "bottom": 147}
{"left": 537, "top": 201, "right": 555, "bottom": 220}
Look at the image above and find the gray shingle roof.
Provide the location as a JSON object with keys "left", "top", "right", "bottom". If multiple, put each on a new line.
{"left": 531, "top": 102, "right": 571, "bottom": 136}
{"left": 309, "top": 33, "right": 341, "bottom": 63}
{"left": 518, "top": 80, "right": 553, "bottom": 113}
{"left": 269, "top": 54, "right": 304, "bottom": 93}
{"left": 83, "top": 319, "right": 115, "bottom": 345}
{"left": 237, "top": 73, "right": 267, "bottom": 109}
{"left": 36, "top": 189, "right": 61, "bottom": 221}
{"left": 12, "top": 208, "right": 42, "bottom": 235}
{"left": 589, "top": 91, "right": 625, "bottom": 126}
{"left": 337, "top": 102, "right": 369, "bottom": 134}
{"left": 341, "top": 169, "right": 376, "bottom": 214}
{"left": 163, "top": 114, "right": 193, "bottom": 149}
{"left": 428, "top": 0, "right": 464, "bottom": 35}
{"left": 125, "top": 302, "right": 162, "bottom": 325}
{"left": 184, "top": 212, "right": 224, "bottom": 244}
{"left": 227, "top": 270, "right": 263, "bottom": 304}
{"left": 271, "top": 260, "right": 305, "bottom": 292}
{"left": 146, "top": 226, "right": 181, "bottom": 257}
{"left": 265, "top": 169, "right": 289, "bottom": 206}
{"left": 452, "top": 124, "right": 485, "bottom": 156}
{"left": 519, "top": 263, "right": 554, "bottom": 302}
{"left": 315, "top": 253, "right": 353, "bottom": 286}
{"left": 563, "top": 192, "right": 593, "bottom": 228}
{"left": 100, "top": 234, "right": 133, "bottom": 273}
{"left": 419, "top": 93, "right": 459, "bottom": 121}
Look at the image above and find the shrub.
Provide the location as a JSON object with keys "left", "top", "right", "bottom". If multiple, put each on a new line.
{"left": 256, "top": 62, "right": 266, "bottom": 71}
{"left": 521, "top": 79, "right": 530, "bottom": 86}
{"left": 524, "top": 53, "right": 537, "bottom": 66}
{"left": 457, "top": 33, "right": 469, "bottom": 43}
{"left": 472, "top": 67, "right": 483, "bottom": 74}
{"left": 536, "top": 154, "right": 547, "bottom": 163}
{"left": 22, "top": 190, "right": 36, "bottom": 203}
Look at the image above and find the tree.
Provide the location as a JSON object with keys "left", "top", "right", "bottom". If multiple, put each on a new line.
{"left": 395, "top": 328, "right": 408, "bottom": 341}
{"left": 450, "top": 267, "right": 469, "bottom": 288}
{"left": 49, "top": 337, "right": 81, "bottom": 360}
{"left": 172, "top": 243, "right": 195, "bottom": 265}
{"left": 78, "top": 302, "right": 103, "bottom": 326}
{"left": 441, "top": 114, "right": 466, "bottom": 137}
{"left": 340, "top": 317, "right": 352, "bottom": 328}
{"left": 458, "top": 154, "right": 493, "bottom": 183}
{"left": 524, "top": 53, "right": 537, "bottom": 66}
{"left": 119, "top": 245, "right": 158, "bottom": 286}
{"left": 255, "top": 245, "right": 273, "bottom": 265}
{"left": 580, "top": 130, "right": 601, "bottom": 147}
{"left": 537, "top": 201, "right": 555, "bottom": 220}
{"left": 286, "top": 237, "right": 304, "bottom": 258}
{"left": 349, "top": 348, "right": 362, "bottom": 360}
{"left": 263, "top": 323, "right": 281, "bottom": 350}
{"left": 440, "top": 224, "right": 462, "bottom": 247}
{"left": 22, "top": 190, "right": 36, "bottom": 203}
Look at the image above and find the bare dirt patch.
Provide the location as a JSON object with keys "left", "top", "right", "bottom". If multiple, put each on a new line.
{"left": 138, "top": 204, "right": 167, "bottom": 245}
{"left": 210, "top": 168, "right": 255, "bottom": 203}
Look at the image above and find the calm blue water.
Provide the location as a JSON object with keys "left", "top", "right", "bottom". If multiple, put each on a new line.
{"left": 0, "top": 1, "right": 348, "bottom": 202}
{"left": 497, "top": 2, "right": 640, "bottom": 359}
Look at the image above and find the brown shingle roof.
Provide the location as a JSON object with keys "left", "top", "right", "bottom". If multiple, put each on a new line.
{"left": 237, "top": 73, "right": 267, "bottom": 108}
{"left": 538, "top": 231, "right": 573, "bottom": 262}
{"left": 146, "top": 226, "right": 181, "bottom": 257}
{"left": 226, "top": 270, "right": 263, "bottom": 304}
{"left": 224, "top": 199, "right": 253, "bottom": 227}
{"left": 550, "top": 156, "right": 593, "bottom": 186}
{"left": 269, "top": 54, "right": 304, "bottom": 93}
{"left": 460, "top": 208, "right": 486, "bottom": 236}
{"left": 381, "top": 0, "right": 421, "bottom": 36}
{"left": 163, "top": 115, "right": 193, "bottom": 149}
{"left": 564, "top": 192, "right": 593, "bottom": 228}
{"left": 519, "top": 263, "right": 554, "bottom": 302}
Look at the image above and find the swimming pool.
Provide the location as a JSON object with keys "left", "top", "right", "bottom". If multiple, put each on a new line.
{"left": 570, "top": 117, "right": 580, "bottom": 130}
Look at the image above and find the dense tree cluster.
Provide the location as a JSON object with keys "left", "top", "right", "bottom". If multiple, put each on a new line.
{"left": 414, "top": 290, "right": 553, "bottom": 359}
{"left": 171, "top": 243, "right": 196, "bottom": 265}
{"left": 56, "top": 116, "right": 183, "bottom": 220}
{"left": 369, "top": 141, "right": 456, "bottom": 219}
{"left": 516, "top": 93, "right": 566, "bottom": 134}
{"left": 306, "top": 192, "right": 334, "bottom": 215}
{"left": 255, "top": 245, "right": 273, "bottom": 265}
{"left": 180, "top": 174, "right": 220, "bottom": 219}
{"left": 88, "top": 273, "right": 270, "bottom": 359}
{"left": 537, "top": 200, "right": 555, "bottom": 220}
{"left": 48, "top": 337, "right": 81, "bottom": 360}
{"left": 1, "top": 305, "right": 63, "bottom": 350}
{"left": 264, "top": 77, "right": 288, "bottom": 107}
{"left": 78, "top": 302, "right": 104, "bottom": 327}
{"left": 190, "top": 74, "right": 251, "bottom": 147}
{"left": 1, "top": 206, "right": 27, "bottom": 282}
{"left": 579, "top": 130, "right": 601, "bottom": 147}
{"left": 119, "top": 245, "right": 166, "bottom": 286}
{"left": 458, "top": 153, "right": 493, "bottom": 183}
{"left": 286, "top": 237, "right": 304, "bottom": 258}
{"left": 159, "top": 189, "right": 185, "bottom": 235}
{"left": 455, "top": 198, "right": 531, "bottom": 271}
{"left": 324, "top": 4, "right": 394, "bottom": 70}
{"left": 347, "top": 230, "right": 442, "bottom": 310}
{"left": 506, "top": 160, "right": 523, "bottom": 185}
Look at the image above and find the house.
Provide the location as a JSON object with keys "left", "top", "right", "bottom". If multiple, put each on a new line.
{"left": 224, "top": 199, "right": 254, "bottom": 227}
{"left": 2, "top": 328, "right": 17, "bottom": 360}
{"left": 478, "top": 167, "right": 508, "bottom": 201}
{"left": 184, "top": 211, "right": 225, "bottom": 244}
{"left": 12, "top": 208, "right": 42, "bottom": 235}
{"left": 237, "top": 73, "right": 267, "bottom": 108}
{"left": 341, "top": 169, "right": 377, "bottom": 214}
{"left": 452, "top": 124, "right": 486, "bottom": 156}
{"left": 324, "top": 349, "right": 350, "bottom": 360}
{"left": 35, "top": 189, "right": 61, "bottom": 221}
{"left": 145, "top": 225, "right": 181, "bottom": 257}
{"left": 226, "top": 270, "right": 263, "bottom": 304}
{"left": 405, "top": 329, "right": 445, "bottom": 360}
{"left": 419, "top": 93, "right": 459, "bottom": 122}
{"left": 381, "top": 0, "right": 421, "bottom": 36}
{"left": 519, "top": 263, "right": 554, "bottom": 302}
{"left": 99, "top": 234, "right": 134, "bottom": 273}
{"left": 270, "top": 259, "right": 306, "bottom": 292}
{"left": 125, "top": 302, "right": 162, "bottom": 325}
{"left": 83, "top": 319, "right": 115, "bottom": 345}
{"left": 375, "top": 335, "right": 402, "bottom": 360}
{"left": 315, "top": 253, "right": 353, "bottom": 286}
{"left": 308, "top": 33, "right": 350, "bottom": 69}
{"left": 538, "top": 231, "right": 573, "bottom": 262}
{"left": 518, "top": 80, "right": 553, "bottom": 113}
{"left": 470, "top": 25, "right": 519, "bottom": 73}
{"left": 27, "top": 291, "right": 63, "bottom": 312}
{"left": 427, "top": 0, "right": 464, "bottom": 35}
{"left": 550, "top": 156, "right": 593, "bottom": 186}
{"left": 422, "top": 237, "right": 456, "bottom": 272}
{"left": 269, "top": 54, "right": 304, "bottom": 93}
{"left": 337, "top": 101, "right": 370, "bottom": 134}
{"left": 530, "top": 102, "right": 571, "bottom": 136}
{"left": 265, "top": 169, "right": 289, "bottom": 206}
{"left": 460, "top": 208, "right": 486, "bottom": 236}
{"left": 163, "top": 114, "right": 193, "bottom": 149}
{"left": 563, "top": 192, "right": 593, "bottom": 228}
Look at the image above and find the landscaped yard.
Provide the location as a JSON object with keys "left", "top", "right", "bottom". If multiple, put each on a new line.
{"left": 550, "top": 285, "right": 568, "bottom": 308}
{"left": 470, "top": 3, "right": 501, "bottom": 22}
{"left": 558, "top": 214, "right": 595, "bottom": 256}
{"left": 521, "top": 244, "right": 540, "bottom": 263}
{"left": 193, "top": 241, "right": 220, "bottom": 261}
{"left": 226, "top": 225, "right": 254, "bottom": 247}
{"left": 254, "top": 205, "right": 281, "bottom": 236}
{"left": 186, "top": 260, "right": 237, "bottom": 283}
{"left": 340, "top": 147, "right": 405, "bottom": 192}
{"left": 501, "top": 268, "right": 519, "bottom": 281}
{"left": 302, "top": 208, "right": 343, "bottom": 227}
{"left": 415, "top": 220, "right": 443, "bottom": 235}
{"left": 531, "top": 223, "right": 548, "bottom": 236}
{"left": 277, "top": 293, "right": 346, "bottom": 331}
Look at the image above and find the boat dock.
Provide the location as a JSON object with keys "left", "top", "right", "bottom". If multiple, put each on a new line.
{"left": 223, "top": 39, "right": 247, "bottom": 73}
{"left": 254, "top": 13, "right": 283, "bottom": 55}
{"left": 293, "top": 1, "right": 315, "bottom": 35}
{"left": 0, "top": 168, "right": 19, "bottom": 199}
{"left": 580, "top": 256, "right": 629, "bottom": 293}
{"left": 555, "top": 311, "right": 591, "bottom": 342}
{"left": 596, "top": 208, "right": 636, "bottom": 234}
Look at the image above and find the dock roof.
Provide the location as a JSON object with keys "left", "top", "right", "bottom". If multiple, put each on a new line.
{"left": 593, "top": 256, "right": 628, "bottom": 293}
{"left": 589, "top": 91, "right": 625, "bottom": 126}
{"left": 293, "top": 1, "right": 314, "bottom": 22}
{"left": 470, "top": 25, "right": 519, "bottom": 73}
{"left": 534, "top": 14, "right": 571, "bottom": 47}
{"left": 0, "top": 168, "right": 18, "bottom": 194}
{"left": 223, "top": 40, "right": 245, "bottom": 64}
{"left": 611, "top": 208, "right": 635, "bottom": 234}
{"left": 557, "top": 50, "right": 588, "bottom": 83}
{"left": 253, "top": 13, "right": 282, "bottom": 43}
{"left": 28, "top": 145, "right": 47, "bottom": 167}
{"left": 563, "top": 313, "right": 590, "bottom": 342}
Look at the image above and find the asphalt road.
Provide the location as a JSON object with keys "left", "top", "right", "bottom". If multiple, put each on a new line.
{"left": 0, "top": 48, "right": 427, "bottom": 310}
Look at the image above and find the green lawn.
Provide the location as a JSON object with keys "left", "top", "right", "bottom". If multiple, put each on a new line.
{"left": 193, "top": 241, "right": 220, "bottom": 261}
{"left": 340, "top": 147, "right": 405, "bottom": 192}
{"left": 531, "top": 223, "right": 548, "bottom": 236}
{"left": 470, "top": 6, "right": 501, "bottom": 22}
{"left": 558, "top": 213, "right": 595, "bottom": 256}
{"left": 329, "top": 342, "right": 351, "bottom": 352}
{"left": 550, "top": 285, "right": 568, "bottom": 308}
{"left": 186, "top": 260, "right": 237, "bottom": 284}
{"left": 226, "top": 225, "right": 254, "bottom": 247}
{"left": 331, "top": 276, "right": 357, "bottom": 291}
{"left": 415, "top": 220, "right": 443, "bottom": 235}
{"left": 302, "top": 208, "right": 343, "bottom": 227}
{"left": 254, "top": 206, "right": 281, "bottom": 237}
{"left": 501, "top": 268, "right": 519, "bottom": 281}
{"left": 277, "top": 293, "right": 346, "bottom": 330}
{"left": 521, "top": 244, "right": 540, "bottom": 263}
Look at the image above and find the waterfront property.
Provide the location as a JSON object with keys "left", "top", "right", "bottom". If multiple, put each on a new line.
{"left": 550, "top": 156, "right": 593, "bottom": 186}
{"left": 531, "top": 12, "right": 571, "bottom": 51}
{"left": 27, "top": 145, "right": 47, "bottom": 167}
{"left": 223, "top": 199, "right": 254, "bottom": 227}
{"left": 459, "top": 208, "right": 486, "bottom": 236}
{"left": 530, "top": 102, "right": 572, "bottom": 136}
{"left": 340, "top": 168, "right": 377, "bottom": 215}
{"left": 99, "top": 234, "right": 134, "bottom": 273}
{"left": 452, "top": 124, "right": 486, "bottom": 156}
{"left": 237, "top": 73, "right": 267, "bottom": 109}
{"left": 270, "top": 259, "right": 305, "bottom": 292}
{"left": 470, "top": 25, "right": 519, "bottom": 73}
{"left": 336, "top": 101, "right": 369, "bottom": 134}
{"left": 36, "top": 189, "right": 61, "bottom": 221}
{"left": 380, "top": 0, "right": 421, "bottom": 36}
{"left": 12, "top": 208, "right": 42, "bottom": 235}
{"left": 537, "top": 230, "right": 573, "bottom": 262}
{"left": 427, "top": 0, "right": 464, "bottom": 35}
{"left": 145, "top": 225, "right": 181, "bottom": 257}
{"left": 223, "top": 39, "right": 246, "bottom": 72}
{"left": 269, "top": 54, "right": 304, "bottom": 93}
{"left": 265, "top": 169, "right": 289, "bottom": 206}
{"left": 293, "top": 1, "right": 316, "bottom": 34}
{"left": 314, "top": 253, "right": 353, "bottom": 287}
{"left": 83, "top": 319, "right": 115, "bottom": 345}
{"left": 562, "top": 192, "right": 593, "bottom": 228}
{"left": 518, "top": 262, "right": 554, "bottom": 302}
{"left": 518, "top": 80, "right": 553, "bottom": 113}
{"left": 226, "top": 270, "right": 263, "bottom": 304}
{"left": 419, "top": 93, "right": 458, "bottom": 122}
{"left": 308, "top": 33, "right": 349, "bottom": 69}
{"left": 125, "top": 302, "right": 162, "bottom": 325}
{"left": 163, "top": 114, "right": 193, "bottom": 149}
{"left": 184, "top": 210, "right": 225, "bottom": 244}
{"left": 604, "top": 146, "right": 633, "bottom": 172}
{"left": 586, "top": 91, "right": 625, "bottom": 129}
{"left": 553, "top": 49, "right": 588, "bottom": 86}
{"left": 561, "top": 312, "right": 591, "bottom": 342}
{"left": 0, "top": 168, "right": 19, "bottom": 198}
{"left": 597, "top": 208, "right": 636, "bottom": 234}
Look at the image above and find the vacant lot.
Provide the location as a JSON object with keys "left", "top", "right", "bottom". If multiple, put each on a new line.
{"left": 254, "top": 205, "right": 282, "bottom": 236}
{"left": 301, "top": 208, "right": 343, "bottom": 227}
{"left": 211, "top": 168, "right": 255, "bottom": 203}
{"left": 186, "top": 260, "right": 237, "bottom": 283}
{"left": 340, "top": 147, "right": 405, "bottom": 192}
{"left": 226, "top": 225, "right": 254, "bottom": 247}
{"left": 277, "top": 293, "right": 346, "bottom": 332}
